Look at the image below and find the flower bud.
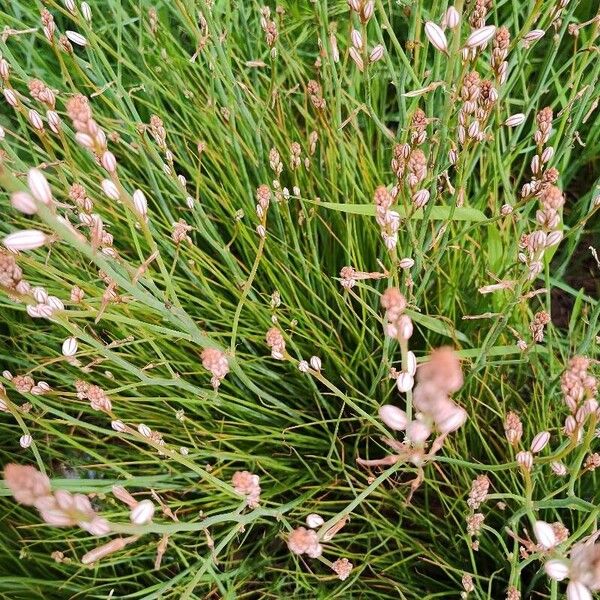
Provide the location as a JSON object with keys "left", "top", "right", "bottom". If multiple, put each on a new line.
{"left": 28, "top": 109, "right": 44, "bottom": 131}
{"left": 530, "top": 431, "right": 550, "bottom": 454}
{"left": 369, "top": 45, "right": 385, "bottom": 63}
{"left": 436, "top": 404, "right": 467, "bottom": 433}
{"left": 298, "top": 360, "right": 309, "bottom": 373}
{"left": 19, "top": 434, "right": 32, "bottom": 448}
{"left": 309, "top": 356, "right": 322, "bottom": 371}
{"left": 396, "top": 371, "right": 414, "bottom": 392}
{"left": 66, "top": 31, "right": 88, "bottom": 46}
{"left": 351, "top": 29, "right": 363, "bottom": 50}
{"left": 544, "top": 559, "right": 570, "bottom": 581}
{"left": 101, "top": 179, "right": 120, "bottom": 200}
{"left": 133, "top": 189, "right": 148, "bottom": 219}
{"left": 111, "top": 420, "right": 127, "bottom": 432}
{"left": 3, "top": 229, "right": 48, "bottom": 252}
{"left": 62, "top": 337, "right": 78, "bottom": 357}
{"left": 47, "top": 110, "right": 61, "bottom": 133}
{"left": 3, "top": 88, "right": 19, "bottom": 107}
{"left": 101, "top": 151, "right": 117, "bottom": 173}
{"left": 551, "top": 461, "right": 567, "bottom": 476}
{"left": 397, "top": 315, "right": 413, "bottom": 340}
{"left": 424, "top": 22, "right": 448, "bottom": 54}
{"left": 378, "top": 405, "right": 408, "bottom": 431}
{"left": 523, "top": 29, "right": 545, "bottom": 43}
{"left": 516, "top": 450, "right": 533, "bottom": 471}
{"left": 11, "top": 192, "right": 38, "bottom": 215}
{"left": 466, "top": 26, "right": 496, "bottom": 49}
{"left": 130, "top": 499, "right": 155, "bottom": 524}
{"left": 533, "top": 520, "right": 557, "bottom": 549}
{"left": 306, "top": 513, "right": 325, "bottom": 529}
{"left": 445, "top": 6, "right": 460, "bottom": 29}
{"left": 361, "top": 0, "right": 374, "bottom": 22}
{"left": 399, "top": 258, "right": 414, "bottom": 270}
{"left": 406, "top": 419, "right": 431, "bottom": 444}
{"left": 81, "top": 2, "right": 92, "bottom": 22}
{"left": 566, "top": 581, "right": 592, "bottom": 600}
{"left": 28, "top": 170, "right": 53, "bottom": 207}
{"left": 138, "top": 423, "right": 152, "bottom": 438}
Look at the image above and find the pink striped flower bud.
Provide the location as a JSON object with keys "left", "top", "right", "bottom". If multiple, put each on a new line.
{"left": 466, "top": 26, "right": 496, "bottom": 49}
{"left": 351, "top": 29, "right": 363, "bottom": 50}
{"left": 101, "top": 151, "right": 117, "bottom": 173}
{"left": 533, "top": 520, "right": 557, "bottom": 549}
{"left": 133, "top": 189, "right": 148, "bottom": 219}
{"left": 3, "top": 88, "right": 19, "bottom": 107}
{"left": 396, "top": 371, "right": 414, "bottom": 392}
{"left": 81, "top": 2, "right": 92, "bottom": 22}
{"left": 62, "top": 337, "right": 78, "bottom": 357}
{"left": 130, "top": 499, "right": 155, "bottom": 524}
{"left": 11, "top": 192, "right": 37, "bottom": 215}
{"left": 378, "top": 405, "right": 408, "bottom": 431}
{"left": 369, "top": 45, "right": 385, "bottom": 63}
{"left": 516, "top": 450, "right": 533, "bottom": 471}
{"left": 28, "top": 169, "right": 53, "bottom": 205}
{"left": 530, "top": 431, "right": 550, "bottom": 453}
{"left": 551, "top": 461, "right": 567, "bottom": 476}
{"left": 424, "top": 22, "right": 448, "bottom": 54}
{"left": 66, "top": 31, "right": 87, "bottom": 46}
{"left": 47, "top": 110, "right": 61, "bottom": 133}
{"left": 28, "top": 109, "right": 44, "bottom": 131}
{"left": 3, "top": 229, "right": 48, "bottom": 252}
{"left": 445, "top": 6, "right": 460, "bottom": 29}
{"left": 406, "top": 419, "right": 431, "bottom": 444}
{"left": 397, "top": 314, "right": 413, "bottom": 340}
{"left": 101, "top": 179, "right": 120, "bottom": 200}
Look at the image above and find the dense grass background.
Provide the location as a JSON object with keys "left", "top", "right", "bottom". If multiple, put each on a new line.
{"left": 0, "top": 0, "right": 599, "bottom": 598}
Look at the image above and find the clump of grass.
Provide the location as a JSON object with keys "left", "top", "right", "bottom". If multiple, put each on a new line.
{"left": 0, "top": 0, "right": 599, "bottom": 598}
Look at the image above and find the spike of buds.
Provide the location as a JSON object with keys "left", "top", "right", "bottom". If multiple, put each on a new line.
{"left": 424, "top": 22, "right": 448, "bottom": 54}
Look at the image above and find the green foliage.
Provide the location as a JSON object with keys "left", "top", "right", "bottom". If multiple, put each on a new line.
{"left": 0, "top": 0, "right": 598, "bottom": 598}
